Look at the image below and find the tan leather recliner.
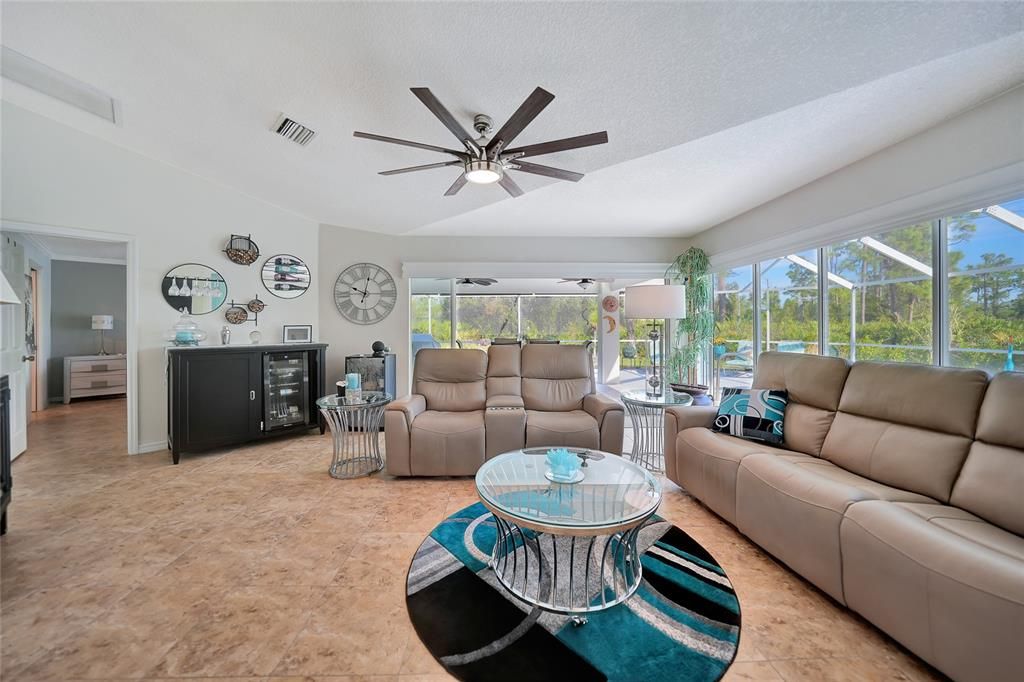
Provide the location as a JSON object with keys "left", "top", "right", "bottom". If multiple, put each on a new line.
{"left": 384, "top": 349, "right": 487, "bottom": 476}
{"left": 385, "top": 344, "right": 624, "bottom": 476}
{"left": 663, "top": 352, "right": 1024, "bottom": 681}
{"left": 521, "top": 343, "right": 623, "bottom": 454}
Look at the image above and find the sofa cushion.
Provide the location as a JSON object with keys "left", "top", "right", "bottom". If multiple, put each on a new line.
{"left": 751, "top": 352, "right": 850, "bottom": 455}
{"left": 753, "top": 351, "right": 850, "bottom": 411}
{"left": 410, "top": 410, "right": 486, "bottom": 476}
{"left": 525, "top": 409, "right": 599, "bottom": 449}
{"left": 674, "top": 428, "right": 799, "bottom": 524}
{"left": 521, "top": 344, "right": 593, "bottom": 412}
{"left": 950, "top": 372, "right": 1024, "bottom": 536}
{"left": 413, "top": 348, "right": 487, "bottom": 412}
{"left": 821, "top": 361, "right": 988, "bottom": 502}
{"left": 735, "top": 453, "right": 937, "bottom": 602}
{"left": 835, "top": 361, "right": 988, "bottom": 437}
{"left": 841, "top": 500, "right": 1024, "bottom": 682}
{"left": 712, "top": 387, "right": 788, "bottom": 445}
{"left": 486, "top": 344, "right": 522, "bottom": 398}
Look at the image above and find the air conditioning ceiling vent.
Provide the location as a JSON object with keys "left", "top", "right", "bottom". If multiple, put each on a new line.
{"left": 273, "top": 116, "right": 316, "bottom": 146}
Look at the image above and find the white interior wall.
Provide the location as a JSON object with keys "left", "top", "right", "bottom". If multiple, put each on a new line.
{"left": 6, "top": 233, "right": 51, "bottom": 412}
{"left": 1, "top": 103, "right": 321, "bottom": 451}
{"left": 692, "top": 86, "right": 1024, "bottom": 266}
{"left": 317, "top": 226, "right": 687, "bottom": 396}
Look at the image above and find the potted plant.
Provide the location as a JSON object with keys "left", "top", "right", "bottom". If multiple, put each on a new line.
{"left": 666, "top": 247, "right": 715, "bottom": 403}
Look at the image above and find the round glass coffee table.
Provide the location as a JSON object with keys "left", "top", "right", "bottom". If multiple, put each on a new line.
{"left": 475, "top": 448, "right": 661, "bottom": 624}
{"left": 316, "top": 392, "right": 391, "bottom": 479}
{"left": 621, "top": 390, "right": 693, "bottom": 472}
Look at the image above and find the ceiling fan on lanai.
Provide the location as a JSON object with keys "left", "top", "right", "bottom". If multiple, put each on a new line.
{"left": 354, "top": 87, "right": 608, "bottom": 197}
{"left": 559, "top": 277, "right": 613, "bottom": 290}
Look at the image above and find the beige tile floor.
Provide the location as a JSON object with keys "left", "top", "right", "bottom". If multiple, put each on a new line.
{"left": 0, "top": 398, "right": 944, "bottom": 682}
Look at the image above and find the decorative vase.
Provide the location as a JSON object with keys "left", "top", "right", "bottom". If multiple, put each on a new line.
{"left": 1005, "top": 344, "right": 1016, "bottom": 372}
{"left": 164, "top": 311, "right": 207, "bottom": 347}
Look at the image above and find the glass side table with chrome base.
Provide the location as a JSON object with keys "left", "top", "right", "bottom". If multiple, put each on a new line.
{"left": 316, "top": 392, "right": 391, "bottom": 479}
{"left": 621, "top": 390, "right": 693, "bottom": 473}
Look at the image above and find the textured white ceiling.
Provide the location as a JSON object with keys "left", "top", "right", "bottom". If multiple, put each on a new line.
{"left": 2, "top": 2, "right": 1022, "bottom": 237}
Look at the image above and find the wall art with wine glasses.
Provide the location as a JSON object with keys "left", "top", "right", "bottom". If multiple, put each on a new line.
{"left": 162, "top": 263, "right": 228, "bottom": 314}
{"left": 261, "top": 254, "right": 310, "bottom": 299}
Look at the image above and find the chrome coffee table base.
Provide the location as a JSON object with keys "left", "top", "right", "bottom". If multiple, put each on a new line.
{"left": 319, "top": 404, "right": 386, "bottom": 479}
{"left": 489, "top": 514, "right": 648, "bottom": 617}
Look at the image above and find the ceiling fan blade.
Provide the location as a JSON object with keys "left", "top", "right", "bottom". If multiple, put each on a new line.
{"left": 487, "top": 87, "right": 555, "bottom": 158}
{"left": 498, "top": 174, "right": 524, "bottom": 198}
{"left": 379, "top": 160, "right": 464, "bottom": 177}
{"left": 444, "top": 173, "right": 468, "bottom": 197}
{"left": 410, "top": 88, "right": 478, "bottom": 153}
{"left": 502, "top": 131, "right": 608, "bottom": 159}
{"left": 379, "top": 160, "right": 463, "bottom": 176}
{"left": 354, "top": 131, "right": 466, "bottom": 158}
{"left": 512, "top": 161, "right": 583, "bottom": 182}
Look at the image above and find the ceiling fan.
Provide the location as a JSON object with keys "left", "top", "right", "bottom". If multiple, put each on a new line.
{"left": 442, "top": 277, "right": 498, "bottom": 286}
{"left": 354, "top": 87, "right": 608, "bottom": 198}
{"left": 559, "top": 277, "right": 614, "bottom": 290}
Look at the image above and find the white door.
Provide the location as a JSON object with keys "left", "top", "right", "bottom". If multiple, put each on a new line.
{"left": 1, "top": 236, "right": 28, "bottom": 456}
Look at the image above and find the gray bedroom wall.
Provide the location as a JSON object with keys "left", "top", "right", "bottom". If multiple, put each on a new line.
{"left": 48, "top": 261, "right": 127, "bottom": 400}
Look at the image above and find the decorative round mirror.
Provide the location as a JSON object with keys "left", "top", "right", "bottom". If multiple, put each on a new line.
{"left": 261, "top": 254, "right": 310, "bottom": 299}
{"left": 162, "top": 263, "right": 228, "bottom": 314}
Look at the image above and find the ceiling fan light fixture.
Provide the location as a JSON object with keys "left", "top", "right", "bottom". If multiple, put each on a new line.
{"left": 464, "top": 159, "right": 503, "bottom": 184}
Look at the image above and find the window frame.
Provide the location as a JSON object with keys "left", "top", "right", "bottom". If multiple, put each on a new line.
{"left": 713, "top": 200, "right": 1023, "bottom": 385}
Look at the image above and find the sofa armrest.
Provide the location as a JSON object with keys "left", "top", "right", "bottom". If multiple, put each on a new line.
{"left": 487, "top": 395, "right": 525, "bottom": 409}
{"left": 664, "top": 404, "right": 718, "bottom": 433}
{"left": 663, "top": 405, "right": 718, "bottom": 483}
{"left": 583, "top": 393, "right": 623, "bottom": 427}
{"left": 385, "top": 394, "right": 426, "bottom": 427}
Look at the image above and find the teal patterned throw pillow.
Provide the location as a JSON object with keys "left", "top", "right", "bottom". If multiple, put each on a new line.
{"left": 712, "top": 388, "right": 788, "bottom": 445}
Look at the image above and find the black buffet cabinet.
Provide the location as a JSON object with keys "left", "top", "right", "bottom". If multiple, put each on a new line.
{"left": 167, "top": 343, "right": 327, "bottom": 463}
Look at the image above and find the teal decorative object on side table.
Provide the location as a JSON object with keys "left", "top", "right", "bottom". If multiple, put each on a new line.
{"left": 545, "top": 447, "right": 583, "bottom": 483}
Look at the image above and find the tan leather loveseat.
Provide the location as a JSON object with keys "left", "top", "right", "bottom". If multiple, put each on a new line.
{"left": 385, "top": 345, "right": 623, "bottom": 476}
{"left": 664, "top": 352, "right": 1023, "bottom": 682}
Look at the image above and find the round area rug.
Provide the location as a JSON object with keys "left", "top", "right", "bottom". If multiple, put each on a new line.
{"left": 405, "top": 502, "right": 741, "bottom": 682}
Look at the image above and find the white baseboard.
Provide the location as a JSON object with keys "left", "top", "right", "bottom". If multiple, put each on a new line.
{"left": 136, "top": 440, "right": 167, "bottom": 454}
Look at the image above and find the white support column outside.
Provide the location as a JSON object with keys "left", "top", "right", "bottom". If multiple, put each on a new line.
{"left": 597, "top": 282, "right": 621, "bottom": 385}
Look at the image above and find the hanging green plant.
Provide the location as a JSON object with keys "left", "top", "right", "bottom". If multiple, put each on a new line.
{"left": 666, "top": 247, "right": 715, "bottom": 385}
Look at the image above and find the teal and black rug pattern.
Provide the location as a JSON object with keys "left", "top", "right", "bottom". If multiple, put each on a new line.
{"left": 405, "top": 502, "right": 741, "bottom": 682}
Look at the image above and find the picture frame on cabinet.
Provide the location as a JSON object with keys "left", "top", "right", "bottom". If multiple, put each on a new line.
{"left": 283, "top": 324, "right": 313, "bottom": 344}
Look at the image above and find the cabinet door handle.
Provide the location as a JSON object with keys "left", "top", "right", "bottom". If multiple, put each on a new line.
{"left": 249, "top": 390, "right": 256, "bottom": 401}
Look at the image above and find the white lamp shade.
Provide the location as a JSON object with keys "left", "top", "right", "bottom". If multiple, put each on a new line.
{"left": 91, "top": 314, "right": 114, "bottom": 330}
{"left": 624, "top": 284, "right": 687, "bottom": 319}
{"left": 0, "top": 271, "right": 22, "bottom": 305}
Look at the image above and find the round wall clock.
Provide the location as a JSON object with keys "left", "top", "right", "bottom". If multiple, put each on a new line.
{"left": 334, "top": 262, "right": 397, "bottom": 324}
{"left": 602, "top": 295, "right": 619, "bottom": 313}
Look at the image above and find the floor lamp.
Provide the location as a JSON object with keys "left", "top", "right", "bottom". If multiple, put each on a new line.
{"left": 624, "top": 284, "right": 687, "bottom": 397}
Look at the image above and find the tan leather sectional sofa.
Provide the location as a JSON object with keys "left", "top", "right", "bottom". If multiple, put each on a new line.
{"left": 664, "top": 352, "right": 1023, "bottom": 681}
{"left": 385, "top": 344, "right": 624, "bottom": 476}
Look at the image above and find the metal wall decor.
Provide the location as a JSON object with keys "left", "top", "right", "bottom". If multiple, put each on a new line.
{"left": 247, "top": 297, "right": 266, "bottom": 313}
{"left": 224, "top": 304, "right": 248, "bottom": 325}
{"left": 162, "top": 263, "right": 228, "bottom": 314}
{"left": 224, "top": 234, "right": 260, "bottom": 266}
{"left": 262, "top": 254, "right": 310, "bottom": 299}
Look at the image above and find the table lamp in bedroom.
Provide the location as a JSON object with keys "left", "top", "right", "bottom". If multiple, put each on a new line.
{"left": 92, "top": 314, "right": 114, "bottom": 355}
